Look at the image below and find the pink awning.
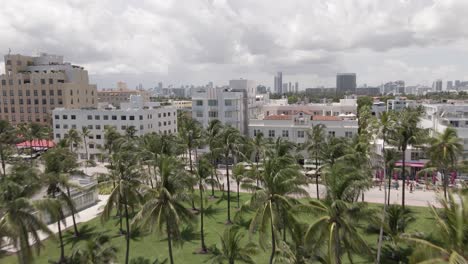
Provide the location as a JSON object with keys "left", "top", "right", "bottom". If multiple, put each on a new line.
{"left": 16, "top": 139, "right": 55, "bottom": 149}
{"left": 394, "top": 161, "right": 426, "bottom": 168}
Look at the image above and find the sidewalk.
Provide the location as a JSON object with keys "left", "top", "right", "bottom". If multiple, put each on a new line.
{"left": 2, "top": 195, "right": 109, "bottom": 253}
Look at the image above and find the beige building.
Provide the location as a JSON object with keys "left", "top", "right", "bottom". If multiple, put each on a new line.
{"left": 98, "top": 85, "right": 150, "bottom": 107}
{"left": 0, "top": 53, "right": 97, "bottom": 125}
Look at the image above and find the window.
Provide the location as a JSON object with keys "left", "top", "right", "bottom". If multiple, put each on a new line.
{"left": 41, "top": 90, "right": 46, "bottom": 96}
{"left": 112, "top": 115, "right": 117, "bottom": 120}
{"left": 225, "top": 111, "right": 233, "bottom": 118}
{"left": 345, "top": 131, "right": 353, "bottom": 138}
{"left": 297, "top": 131, "right": 305, "bottom": 138}
{"left": 10, "top": 99, "right": 14, "bottom": 105}
{"left": 163, "top": 121, "right": 167, "bottom": 126}
{"left": 18, "top": 90, "right": 23, "bottom": 96}
{"left": 87, "top": 115, "right": 92, "bottom": 120}
{"left": 163, "top": 113, "right": 166, "bottom": 117}
{"left": 34, "top": 90, "right": 38, "bottom": 96}
{"left": 40, "top": 79, "right": 45, "bottom": 85}
{"left": 103, "top": 115, "right": 108, "bottom": 120}
{"left": 55, "top": 133, "right": 61, "bottom": 139}
{"left": 196, "top": 100, "right": 203, "bottom": 106}
{"left": 72, "top": 125, "right": 76, "bottom": 129}
{"left": 49, "top": 90, "right": 54, "bottom": 96}
{"left": 26, "top": 90, "right": 30, "bottom": 96}
{"left": 71, "top": 115, "right": 76, "bottom": 120}
{"left": 268, "top": 130, "right": 275, "bottom": 137}
{"left": 63, "top": 115, "right": 68, "bottom": 120}
{"left": 19, "top": 99, "right": 23, "bottom": 105}
{"left": 121, "top": 125, "right": 126, "bottom": 130}
{"left": 50, "top": 98, "right": 54, "bottom": 104}
{"left": 208, "top": 111, "right": 218, "bottom": 118}
{"left": 57, "top": 89, "right": 62, "bottom": 96}
{"left": 208, "top": 100, "right": 218, "bottom": 106}
{"left": 34, "top": 99, "right": 38, "bottom": 105}
{"left": 328, "top": 131, "right": 335, "bottom": 137}
{"left": 225, "top": 99, "right": 233, "bottom": 106}
{"left": 96, "top": 135, "right": 102, "bottom": 139}
{"left": 49, "top": 78, "right": 53, "bottom": 84}
{"left": 129, "top": 115, "right": 135, "bottom": 120}
{"left": 9, "top": 90, "right": 14, "bottom": 96}
{"left": 196, "top": 111, "right": 203, "bottom": 117}
{"left": 96, "top": 125, "right": 101, "bottom": 130}
{"left": 282, "top": 130, "right": 289, "bottom": 137}
{"left": 63, "top": 124, "right": 68, "bottom": 129}
{"left": 42, "top": 99, "right": 46, "bottom": 105}
{"left": 121, "top": 115, "right": 126, "bottom": 120}
{"left": 139, "top": 115, "right": 143, "bottom": 120}
{"left": 54, "top": 115, "right": 60, "bottom": 120}
{"left": 87, "top": 125, "right": 93, "bottom": 129}
{"left": 89, "top": 144, "right": 95, "bottom": 149}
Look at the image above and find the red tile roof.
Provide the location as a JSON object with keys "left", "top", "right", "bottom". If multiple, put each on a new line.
{"left": 264, "top": 115, "right": 292, "bottom": 120}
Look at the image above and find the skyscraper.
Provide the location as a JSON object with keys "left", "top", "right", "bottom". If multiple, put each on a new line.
{"left": 433, "top": 79, "right": 443, "bottom": 92}
{"left": 447, "top": 81, "right": 453, "bottom": 90}
{"left": 274, "top": 72, "right": 283, "bottom": 94}
{"left": 336, "top": 73, "right": 356, "bottom": 94}
{"left": 295, "top": 82, "right": 299, "bottom": 93}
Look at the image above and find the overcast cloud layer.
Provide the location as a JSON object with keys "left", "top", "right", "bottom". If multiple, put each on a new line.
{"left": 1, "top": 0, "right": 468, "bottom": 89}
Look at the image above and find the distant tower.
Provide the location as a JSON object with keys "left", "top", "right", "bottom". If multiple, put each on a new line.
{"left": 447, "top": 81, "right": 453, "bottom": 90}
{"left": 295, "top": 82, "right": 299, "bottom": 93}
{"left": 274, "top": 72, "right": 283, "bottom": 94}
{"left": 336, "top": 73, "right": 356, "bottom": 94}
{"left": 288, "top": 82, "right": 292, "bottom": 93}
{"left": 432, "top": 79, "right": 443, "bottom": 92}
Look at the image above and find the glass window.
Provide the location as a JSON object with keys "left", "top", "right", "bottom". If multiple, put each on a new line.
{"left": 87, "top": 115, "right": 92, "bottom": 120}
{"left": 96, "top": 125, "right": 101, "bottom": 130}
{"left": 345, "top": 131, "right": 353, "bottom": 138}
{"left": 297, "top": 131, "right": 305, "bottom": 138}
{"left": 121, "top": 115, "right": 126, "bottom": 120}
{"left": 103, "top": 115, "right": 108, "bottom": 120}
{"left": 268, "top": 130, "right": 275, "bottom": 137}
{"left": 208, "top": 111, "right": 218, "bottom": 118}
{"left": 112, "top": 115, "right": 117, "bottom": 120}
{"left": 282, "top": 130, "right": 289, "bottom": 137}
{"left": 225, "top": 99, "right": 233, "bottom": 106}
{"left": 41, "top": 90, "right": 46, "bottom": 96}
{"left": 129, "top": 115, "right": 135, "bottom": 120}
{"left": 95, "top": 115, "right": 100, "bottom": 120}
{"left": 208, "top": 100, "right": 218, "bottom": 106}
{"left": 71, "top": 115, "right": 76, "bottom": 120}
{"left": 196, "top": 111, "right": 203, "bottom": 117}
{"left": 196, "top": 100, "right": 203, "bottom": 106}
{"left": 54, "top": 115, "right": 59, "bottom": 120}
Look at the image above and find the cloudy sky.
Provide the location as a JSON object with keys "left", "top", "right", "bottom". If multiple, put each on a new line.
{"left": 1, "top": 0, "right": 468, "bottom": 89}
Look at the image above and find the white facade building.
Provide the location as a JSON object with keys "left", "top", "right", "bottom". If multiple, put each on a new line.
{"left": 192, "top": 79, "right": 268, "bottom": 135}
{"left": 262, "top": 98, "right": 358, "bottom": 117}
{"left": 249, "top": 111, "right": 358, "bottom": 145}
{"left": 421, "top": 103, "right": 468, "bottom": 159}
{"left": 387, "top": 97, "right": 416, "bottom": 112}
{"left": 53, "top": 96, "right": 177, "bottom": 160}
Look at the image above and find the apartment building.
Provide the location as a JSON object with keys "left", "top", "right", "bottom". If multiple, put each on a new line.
{"left": 0, "top": 53, "right": 97, "bottom": 125}
{"left": 191, "top": 79, "right": 268, "bottom": 135}
{"left": 387, "top": 97, "right": 416, "bottom": 112}
{"left": 97, "top": 87, "right": 150, "bottom": 107}
{"left": 421, "top": 103, "right": 468, "bottom": 159}
{"left": 249, "top": 111, "right": 358, "bottom": 145}
{"left": 53, "top": 96, "right": 177, "bottom": 160}
{"left": 262, "top": 97, "right": 358, "bottom": 117}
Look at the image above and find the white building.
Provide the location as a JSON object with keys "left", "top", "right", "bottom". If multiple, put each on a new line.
{"left": 387, "top": 97, "right": 416, "bottom": 112}
{"left": 262, "top": 97, "right": 358, "bottom": 117}
{"left": 53, "top": 96, "right": 177, "bottom": 160}
{"left": 421, "top": 103, "right": 468, "bottom": 159}
{"left": 192, "top": 79, "right": 268, "bottom": 135}
{"left": 249, "top": 111, "right": 358, "bottom": 145}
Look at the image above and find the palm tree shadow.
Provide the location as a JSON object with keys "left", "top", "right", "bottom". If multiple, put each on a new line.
{"left": 203, "top": 205, "right": 223, "bottom": 220}
{"left": 160, "top": 225, "right": 200, "bottom": 248}
{"left": 63, "top": 224, "right": 99, "bottom": 246}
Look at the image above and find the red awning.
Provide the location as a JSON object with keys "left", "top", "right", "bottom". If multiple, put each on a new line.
{"left": 16, "top": 140, "right": 56, "bottom": 149}
{"left": 394, "top": 161, "right": 426, "bottom": 168}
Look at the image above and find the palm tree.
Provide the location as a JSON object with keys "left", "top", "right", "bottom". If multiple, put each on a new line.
{"left": 0, "top": 120, "right": 16, "bottom": 176}
{"left": 390, "top": 106, "right": 427, "bottom": 208}
{"left": 132, "top": 155, "right": 194, "bottom": 264}
{"left": 42, "top": 146, "right": 81, "bottom": 237}
{"left": 304, "top": 124, "right": 326, "bottom": 199}
{"left": 218, "top": 126, "right": 243, "bottom": 224}
{"left": 407, "top": 192, "right": 467, "bottom": 263}
{"left": 0, "top": 164, "right": 53, "bottom": 264}
{"left": 245, "top": 153, "right": 308, "bottom": 264}
{"left": 209, "top": 226, "right": 257, "bottom": 264}
{"left": 206, "top": 119, "right": 223, "bottom": 197}
{"left": 101, "top": 139, "right": 142, "bottom": 264}
{"left": 249, "top": 132, "right": 266, "bottom": 187}
{"left": 18, "top": 123, "right": 42, "bottom": 165}
{"left": 427, "top": 127, "right": 463, "bottom": 200}
{"left": 103, "top": 126, "right": 121, "bottom": 162}
{"left": 65, "top": 128, "right": 82, "bottom": 156}
{"left": 302, "top": 161, "right": 371, "bottom": 264}
{"left": 194, "top": 157, "right": 212, "bottom": 253}
{"left": 232, "top": 163, "right": 249, "bottom": 209}
{"left": 69, "top": 234, "right": 118, "bottom": 264}
{"left": 81, "top": 127, "right": 91, "bottom": 161}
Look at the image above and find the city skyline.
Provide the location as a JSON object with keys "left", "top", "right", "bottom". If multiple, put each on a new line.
{"left": 1, "top": 1, "right": 468, "bottom": 89}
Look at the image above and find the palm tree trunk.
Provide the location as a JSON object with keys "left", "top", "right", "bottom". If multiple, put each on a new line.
{"left": 66, "top": 187, "right": 80, "bottom": 237}
{"left": 0, "top": 147, "right": 6, "bottom": 177}
{"left": 225, "top": 154, "right": 231, "bottom": 224}
{"left": 401, "top": 148, "right": 406, "bottom": 209}
{"left": 237, "top": 182, "right": 240, "bottom": 208}
{"left": 211, "top": 157, "right": 216, "bottom": 197}
{"left": 376, "top": 144, "right": 387, "bottom": 263}
{"left": 269, "top": 211, "right": 276, "bottom": 264}
{"left": 334, "top": 224, "right": 341, "bottom": 264}
{"left": 199, "top": 179, "right": 207, "bottom": 253}
{"left": 57, "top": 216, "right": 65, "bottom": 263}
{"left": 315, "top": 155, "right": 319, "bottom": 200}
{"left": 442, "top": 169, "right": 447, "bottom": 200}
{"left": 167, "top": 221, "right": 175, "bottom": 264}
{"left": 189, "top": 146, "right": 196, "bottom": 210}
{"left": 124, "top": 201, "right": 131, "bottom": 264}
{"left": 387, "top": 168, "right": 392, "bottom": 206}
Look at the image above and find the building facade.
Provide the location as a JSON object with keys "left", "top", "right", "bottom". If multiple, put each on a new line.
{"left": 336, "top": 73, "right": 356, "bottom": 94}
{"left": 274, "top": 72, "right": 283, "bottom": 94}
{"left": 53, "top": 96, "right": 177, "bottom": 160}
{"left": 387, "top": 97, "right": 416, "bottom": 112}
{"left": 191, "top": 79, "right": 268, "bottom": 135}
{"left": 97, "top": 87, "right": 150, "bottom": 107}
{"left": 249, "top": 111, "right": 358, "bottom": 145}
{"left": 262, "top": 97, "right": 358, "bottom": 117}
{"left": 0, "top": 53, "right": 97, "bottom": 125}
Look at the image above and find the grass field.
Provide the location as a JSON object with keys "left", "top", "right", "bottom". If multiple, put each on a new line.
{"left": 1, "top": 192, "right": 435, "bottom": 264}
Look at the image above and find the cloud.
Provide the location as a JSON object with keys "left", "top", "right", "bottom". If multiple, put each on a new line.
{"left": 0, "top": 0, "right": 468, "bottom": 88}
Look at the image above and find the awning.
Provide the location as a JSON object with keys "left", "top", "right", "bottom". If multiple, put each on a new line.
{"left": 16, "top": 140, "right": 56, "bottom": 149}
{"left": 394, "top": 161, "right": 427, "bottom": 168}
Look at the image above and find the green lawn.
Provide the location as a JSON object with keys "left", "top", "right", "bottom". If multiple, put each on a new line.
{"left": 1, "top": 192, "right": 434, "bottom": 264}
